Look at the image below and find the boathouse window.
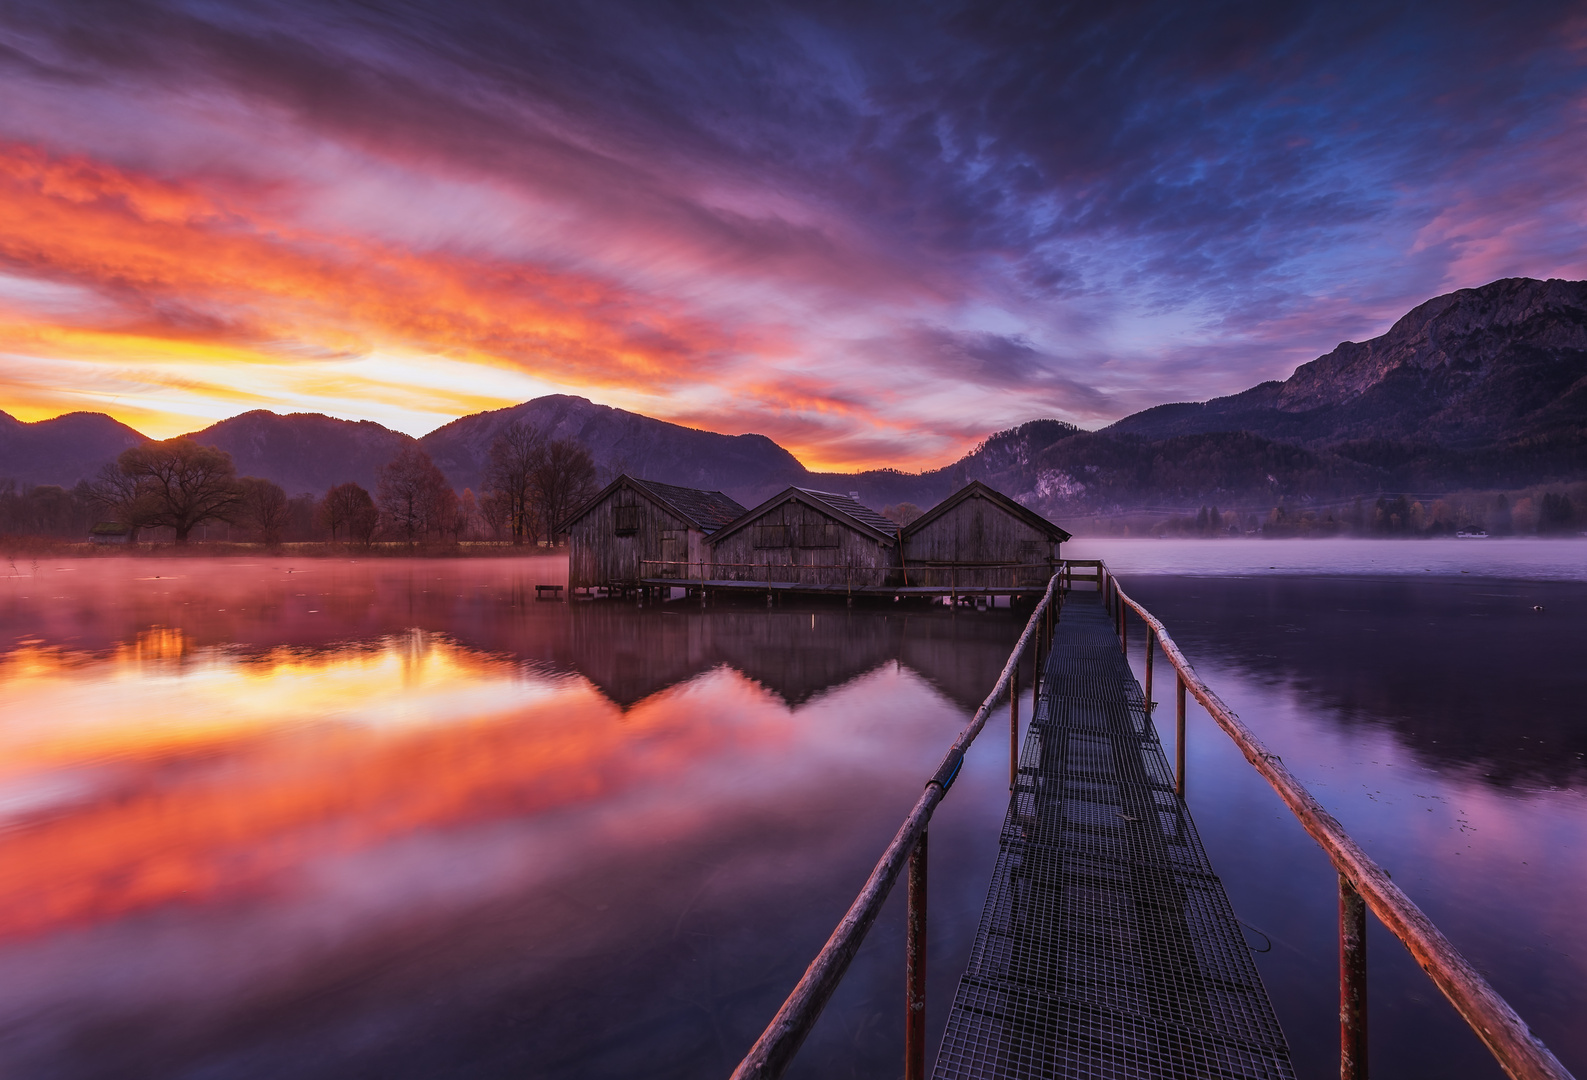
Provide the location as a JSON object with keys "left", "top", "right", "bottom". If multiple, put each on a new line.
{"left": 797, "top": 523, "right": 839, "bottom": 548}
{"left": 754, "top": 524, "right": 789, "bottom": 548}
{"left": 1019, "top": 540, "right": 1048, "bottom": 563}
{"left": 613, "top": 505, "right": 642, "bottom": 535}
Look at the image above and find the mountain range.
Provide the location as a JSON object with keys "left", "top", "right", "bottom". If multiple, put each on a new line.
{"left": 2, "top": 277, "right": 1583, "bottom": 515}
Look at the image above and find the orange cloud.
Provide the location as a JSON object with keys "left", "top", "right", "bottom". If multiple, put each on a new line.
{"left": 0, "top": 143, "right": 764, "bottom": 414}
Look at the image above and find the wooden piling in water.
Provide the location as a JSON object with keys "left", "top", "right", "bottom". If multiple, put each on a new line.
{"left": 1340, "top": 874, "right": 1368, "bottom": 1080}
{"left": 906, "top": 831, "right": 928, "bottom": 1080}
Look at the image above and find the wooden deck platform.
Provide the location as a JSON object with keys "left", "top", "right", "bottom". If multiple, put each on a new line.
{"left": 634, "top": 578, "right": 1049, "bottom": 600}
{"left": 932, "top": 591, "right": 1296, "bottom": 1079}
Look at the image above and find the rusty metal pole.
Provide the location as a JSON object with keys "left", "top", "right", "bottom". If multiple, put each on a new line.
{"left": 905, "top": 831, "right": 928, "bottom": 1080}
{"left": 1341, "top": 873, "right": 1368, "bottom": 1080}
{"left": 1144, "top": 627, "right": 1155, "bottom": 713}
{"left": 1032, "top": 619, "right": 1043, "bottom": 708}
{"left": 1010, "top": 662, "right": 1020, "bottom": 790}
{"left": 1175, "top": 674, "right": 1187, "bottom": 798}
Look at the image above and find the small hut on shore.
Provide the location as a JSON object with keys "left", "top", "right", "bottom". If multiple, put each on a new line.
{"left": 901, "top": 481, "right": 1070, "bottom": 590}
{"left": 562, "top": 475, "right": 745, "bottom": 595}
{"left": 707, "top": 488, "right": 900, "bottom": 590}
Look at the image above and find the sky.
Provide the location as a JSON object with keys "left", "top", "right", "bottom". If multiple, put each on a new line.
{"left": 0, "top": 1, "right": 1584, "bottom": 471}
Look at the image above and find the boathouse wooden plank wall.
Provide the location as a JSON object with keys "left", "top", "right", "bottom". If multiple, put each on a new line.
{"left": 902, "top": 481, "right": 1070, "bottom": 590}
{"left": 564, "top": 476, "right": 744, "bottom": 591}
{"left": 708, "top": 489, "right": 899, "bottom": 589}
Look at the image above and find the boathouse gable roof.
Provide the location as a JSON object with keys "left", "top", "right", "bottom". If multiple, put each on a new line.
{"left": 902, "top": 481, "right": 1071, "bottom": 543}
{"left": 709, "top": 487, "right": 898, "bottom": 546}
{"left": 560, "top": 475, "right": 746, "bottom": 535}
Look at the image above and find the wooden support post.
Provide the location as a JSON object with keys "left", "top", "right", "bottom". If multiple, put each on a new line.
{"left": 1144, "top": 628, "right": 1155, "bottom": 713}
{"left": 905, "top": 831, "right": 928, "bottom": 1080}
{"left": 1175, "top": 674, "right": 1187, "bottom": 799}
{"left": 1119, "top": 597, "right": 1127, "bottom": 654}
{"left": 1010, "top": 662, "right": 1020, "bottom": 790}
{"left": 1341, "top": 874, "right": 1368, "bottom": 1080}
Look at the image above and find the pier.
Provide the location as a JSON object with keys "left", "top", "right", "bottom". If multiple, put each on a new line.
{"left": 729, "top": 562, "right": 1573, "bottom": 1080}
{"left": 931, "top": 587, "right": 1292, "bottom": 1078}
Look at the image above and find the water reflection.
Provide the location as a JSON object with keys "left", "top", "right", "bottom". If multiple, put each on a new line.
{"left": 1123, "top": 574, "right": 1587, "bottom": 785}
{"left": 0, "top": 558, "right": 1024, "bottom": 1079}
{"left": 13, "top": 555, "right": 1579, "bottom": 1079}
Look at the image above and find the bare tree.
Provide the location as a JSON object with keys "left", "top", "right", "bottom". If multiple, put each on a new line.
{"left": 86, "top": 462, "right": 153, "bottom": 539}
{"left": 482, "top": 422, "right": 545, "bottom": 545}
{"left": 479, "top": 486, "right": 510, "bottom": 540}
{"left": 318, "top": 482, "right": 374, "bottom": 543}
{"left": 532, "top": 438, "right": 597, "bottom": 543}
{"left": 882, "top": 502, "right": 924, "bottom": 526}
{"left": 457, "top": 489, "right": 481, "bottom": 541}
{"left": 239, "top": 477, "right": 290, "bottom": 546}
{"left": 376, "top": 447, "right": 455, "bottom": 544}
{"left": 114, "top": 438, "right": 243, "bottom": 544}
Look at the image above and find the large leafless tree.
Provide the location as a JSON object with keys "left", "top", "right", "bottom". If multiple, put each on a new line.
{"left": 532, "top": 438, "right": 597, "bottom": 542}
{"left": 376, "top": 446, "right": 456, "bottom": 544}
{"left": 239, "top": 477, "right": 290, "bottom": 546}
{"left": 317, "top": 481, "right": 378, "bottom": 544}
{"left": 482, "top": 422, "right": 545, "bottom": 545}
{"left": 110, "top": 438, "right": 243, "bottom": 544}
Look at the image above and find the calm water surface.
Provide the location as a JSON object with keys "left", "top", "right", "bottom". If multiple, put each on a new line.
{"left": 1, "top": 545, "right": 1583, "bottom": 1079}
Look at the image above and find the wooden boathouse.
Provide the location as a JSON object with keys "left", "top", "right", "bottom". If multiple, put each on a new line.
{"left": 703, "top": 487, "right": 901, "bottom": 590}
{"left": 901, "top": 480, "right": 1070, "bottom": 590}
{"left": 562, "top": 475, "right": 745, "bottom": 595}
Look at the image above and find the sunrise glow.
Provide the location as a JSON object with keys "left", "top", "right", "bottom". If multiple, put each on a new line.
{"left": 2, "top": 5, "right": 1585, "bottom": 468}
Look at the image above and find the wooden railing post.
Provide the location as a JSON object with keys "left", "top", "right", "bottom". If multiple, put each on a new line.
{"left": 1144, "top": 627, "right": 1155, "bottom": 713}
{"left": 906, "top": 830, "right": 928, "bottom": 1080}
{"left": 1119, "top": 595, "right": 1127, "bottom": 653}
{"left": 1010, "top": 662, "right": 1020, "bottom": 790}
{"left": 1175, "top": 674, "right": 1187, "bottom": 798}
{"left": 1341, "top": 874, "right": 1368, "bottom": 1080}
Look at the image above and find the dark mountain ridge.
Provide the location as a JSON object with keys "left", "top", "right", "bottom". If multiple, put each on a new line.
{"left": 0, "top": 410, "right": 147, "bottom": 490}
{"left": 1108, "top": 277, "right": 1587, "bottom": 453}
{"left": 2, "top": 278, "right": 1583, "bottom": 520}
{"left": 418, "top": 395, "right": 809, "bottom": 507}
{"left": 184, "top": 411, "right": 418, "bottom": 496}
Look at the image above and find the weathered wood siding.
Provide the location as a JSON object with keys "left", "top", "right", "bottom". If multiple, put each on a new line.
{"left": 903, "top": 493, "right": 1057, "bottom": 588}
{"left": 567, "top": 485, "right": 700, "bottom": 590}
{"left": 710, "top": 499, "right": 897, "bottom": 588}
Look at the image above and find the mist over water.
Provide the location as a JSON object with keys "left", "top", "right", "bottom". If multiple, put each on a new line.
{"left": 1, "top": 547, "right": 1583, "bottom": 1078}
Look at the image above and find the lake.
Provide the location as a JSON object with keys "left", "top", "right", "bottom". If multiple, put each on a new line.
{"left": 0, "top": 542, "right": 1582, "bottom": 1079}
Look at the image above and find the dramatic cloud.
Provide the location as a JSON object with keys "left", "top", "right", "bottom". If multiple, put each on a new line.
{"left": 0, "top": 0, "right": 1582, "bottom": 468}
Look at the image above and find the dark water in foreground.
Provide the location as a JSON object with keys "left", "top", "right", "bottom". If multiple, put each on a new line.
{"left": 1, "top": 546, "right": 1583, "bottom": 1079}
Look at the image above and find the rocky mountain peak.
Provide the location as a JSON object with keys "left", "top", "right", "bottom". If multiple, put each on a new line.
{"left": 1276, "top": 277, "right": 1587, "bottom": 412}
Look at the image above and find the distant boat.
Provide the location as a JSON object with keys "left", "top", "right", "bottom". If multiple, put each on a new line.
{"left": 1455, "top": 527, "right": 1489, "bottom": 538}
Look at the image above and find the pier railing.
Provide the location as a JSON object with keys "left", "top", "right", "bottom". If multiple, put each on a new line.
{"left": 728, "top": 572, "right": 1062, "bottom": 1080}
{"left": 729, "top": 558, "right": 1572, "bottom": 1080}
{"left": 1100, "top": 564, "right": 1570, "bottom": 1080}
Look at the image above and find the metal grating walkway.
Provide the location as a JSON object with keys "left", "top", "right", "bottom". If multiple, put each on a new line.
{"left": 933, "top": 593, "right": 1296, "bottom": 1080}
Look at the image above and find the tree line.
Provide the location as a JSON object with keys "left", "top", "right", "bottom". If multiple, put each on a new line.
{"left": 0, "top": 422, "right": 598, "bottom": 547}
